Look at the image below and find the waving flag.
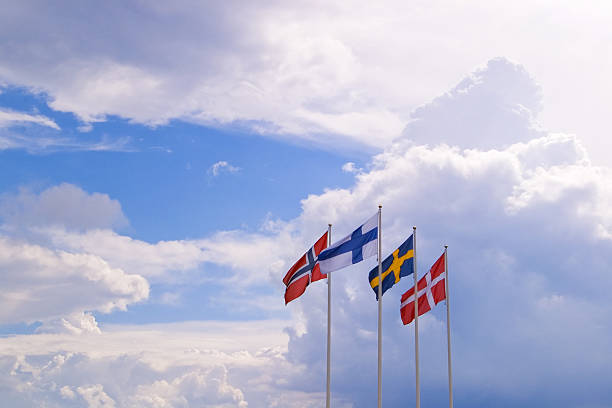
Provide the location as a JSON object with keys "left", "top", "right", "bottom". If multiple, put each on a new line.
{"left": 317, "top": 213, "right": 378, "bottom": 274}
{"left": 400, "top": 252, "right": 446, "bottom": 325}
{"left": 283, "top": 231, "right": 328, "bottom": 304}
{"left": 369, "top": 234, "right": 414, "bottom": 300}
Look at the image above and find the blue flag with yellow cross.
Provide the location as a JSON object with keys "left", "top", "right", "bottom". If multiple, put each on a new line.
{"left": 368, "top": 234, "right": 414, "bottom": 300}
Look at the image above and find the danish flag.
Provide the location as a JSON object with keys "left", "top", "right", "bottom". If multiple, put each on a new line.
{"left": 283, "top": 231, "right": 328, "bottom": 304}
{"left": 400, "top": 252, "right": 446, "bottom": 325}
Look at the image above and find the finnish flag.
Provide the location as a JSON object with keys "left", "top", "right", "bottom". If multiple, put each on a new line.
{"left": 318, "top": 213, "right": 378, "bottom": 274}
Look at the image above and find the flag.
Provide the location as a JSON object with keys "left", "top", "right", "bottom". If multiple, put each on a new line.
{"left": 368, "top": 234, "right": 414, "bottom": 300}
{"left": 283, "top": 231, "right": 328, "bottom": 304}
{"left": 400, "top": 252, "right": 446, "bottom": 325}
{"left": 317, "top": 213, "right": 378, "bottom": 274}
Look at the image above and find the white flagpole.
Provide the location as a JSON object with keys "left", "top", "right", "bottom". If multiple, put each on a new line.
{"left": 326, "top": 224, "right": 332, "bottom": 408}
{"left": 377, "top": 205, "right": 383, "bottom": 408}
{"left": 444, "top": 245, "right": 454, "bottom": 408}
{"left": 413, "top": 226, "right": 420, "bottom": 408}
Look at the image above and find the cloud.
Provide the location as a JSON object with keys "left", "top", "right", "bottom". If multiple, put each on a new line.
{"left": 0, "top": 320, "right": 316, "bottom": 407}
{"left": 209, "top": 161, "right": 241, "bottom": 177}
{"left": 3, "top": 59, "right": 612, "bottom": 406}
{"left": 401, "top": 58, "right": 544, "bottom": 149}
{"left": 0, "top": 235, "right": 149, "bottom": 325}
{"left": 36, "top": 312, "right": 102, "bottom": 335}
{"left": 131, "top": 367, "right": 247, "bottom": 408}
{"left": 0, "top": 183, "right": 304, "bottom": 327}
{"left": 341, "top": 162, "right": 359, "bottom": 173}
{"left": 37, "top": 225, "right": 297, "bottom": 285}
{"left": 1, "top": 1, "right": 406, "bottom": 147}
{"left": 0, "top": 183, "right": 128, "bottom": 231}
{"left": 0, "top": 107, "right": 133, "bottom": 153}
{"left": 0, "top": 133, "right": 132, "bottom": 155}
{"left": 283, "top": 140, "right": 612, "bottom": 405}
{"left": 41, "top": 228, "right": 208, "bottom": 280}
{"left": 0, "top": 185, "right": 145, "bottom": 326}
{"left": 77, "top": 384, "right": 116, "bottom": 408}
{"left": 0, "top": 131, "right": 133, "bottom": 153}
{"left": 0, "top": 182, "right": 342, "bottom": 404}
{"left": 275, "top": 62, "right": 612, "bottom": 407}
{"left": 1, "top": 2, "right": 611, "bottom": 160}
{"left": 0, "top": 109, "right": 60, "bottom": 130}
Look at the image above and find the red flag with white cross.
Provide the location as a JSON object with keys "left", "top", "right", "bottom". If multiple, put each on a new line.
{"left": 400, "top": 252, "right": 446, "bottom": 325}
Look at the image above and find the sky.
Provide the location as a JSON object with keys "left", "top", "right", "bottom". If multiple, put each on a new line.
{"left": 1, "top": 1, "right": 612, "bottom": 407}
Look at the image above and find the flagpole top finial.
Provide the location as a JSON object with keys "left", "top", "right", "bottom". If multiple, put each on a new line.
{"left": 378, "top": 204, "right": 382, "bottom": 209}
{"left": 444, "top": 245, "right": 448, "bottom": 249}
{"left": 413, "top": 226, "right": 416, "bottom": 230}
{"left": 328, "top": 223, "right": 332, "bottom": 227}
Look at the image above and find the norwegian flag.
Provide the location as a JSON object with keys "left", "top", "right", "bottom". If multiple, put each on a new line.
{"left": 400, "top": 252, "right": 446, "bottom": 325}
{"left": 283, "top": 231, "right": 328, "bottom": 304}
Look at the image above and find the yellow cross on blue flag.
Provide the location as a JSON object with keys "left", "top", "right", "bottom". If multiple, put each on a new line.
{"left": 368, "top": 234, "right": 414, "bottom": 300}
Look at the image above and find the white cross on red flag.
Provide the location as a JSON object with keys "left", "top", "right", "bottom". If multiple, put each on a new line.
{"left": 400, "top": 252, "right": 446, "bottom": 325}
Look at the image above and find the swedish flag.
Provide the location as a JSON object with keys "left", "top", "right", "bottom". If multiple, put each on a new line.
{"left": 368, "top": 234, "right": 414, "bottom": 299}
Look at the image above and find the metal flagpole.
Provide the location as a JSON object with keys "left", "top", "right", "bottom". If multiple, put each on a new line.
{"left": 444, "top": 245, "right": 454, "bottom": 408}
{"left": 413, "top": 226, "right": 420, "bottom": 408}
{"left": 377, "top": 205, "right": 383, "bottom": 408}
{"left": 326, "top": 224, "right": 332, "bottom": 408}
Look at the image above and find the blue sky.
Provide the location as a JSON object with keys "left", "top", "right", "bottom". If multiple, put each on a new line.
{"left": 1, "top": 2, "right": 612, "bottom": 408}
{"left": 0, "top": 87, "right": 362, "bottom": 239}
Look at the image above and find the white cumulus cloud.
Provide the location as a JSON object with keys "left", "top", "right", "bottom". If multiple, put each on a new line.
{"left": 276, "top": 61, "right": 612, "bottom": 407}
{"left": 0, "top": 235, "right": 149, "bottom": 325}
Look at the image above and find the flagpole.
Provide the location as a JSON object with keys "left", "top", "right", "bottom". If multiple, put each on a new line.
{"left": 444, "top": 245, "right": 453, "bottom": 408}
{"left": 413, "top": 226, "right": 420, "bottom": 408}
{"left": 377, "top": 205, "right": 383, "bottom": 408}
{"left": 326, "top": 224, "right": 332, "bottom": 408}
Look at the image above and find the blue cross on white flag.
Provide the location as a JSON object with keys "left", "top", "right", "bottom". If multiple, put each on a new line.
{"left": 318, "top": 213, "right": 378, "bottom": 274}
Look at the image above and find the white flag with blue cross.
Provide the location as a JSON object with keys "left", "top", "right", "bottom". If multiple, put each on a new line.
{"left": 317, "top": 213, "right": 378, "bottom": 274}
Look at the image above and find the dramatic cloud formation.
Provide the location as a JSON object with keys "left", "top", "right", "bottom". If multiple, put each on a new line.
{"left": 2, "top": 59, "right": 611, "bottom": 407}
{"left": 280, "top": 59, "right": 612, "bottom": 407}
{"left": 287, "top": 134, "right": 612, "bottom": 406}
{"left": 1, "top": 1, "right": 611, "bottom": 159}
